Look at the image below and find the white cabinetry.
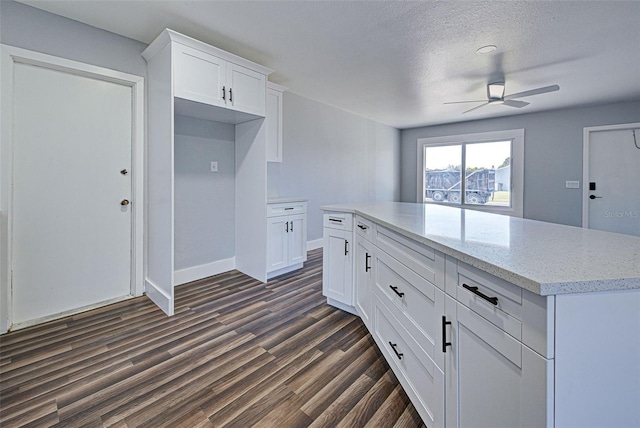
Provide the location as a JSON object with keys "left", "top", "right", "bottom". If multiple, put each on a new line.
{"left": 267, "top": 201, "right": 307, "bottom": 279}
{"left": 142, "top": 29, "right": 273, "bottom": 316}
{"left": 322, "top": 212, "right": 355, "bottom": 314}
{"left": 172, "top": 36, "right": 266, "bottom": 116}
{"left": 266, "top": 82, "right": 286, "bottom": 163}
{"left": 354, "top": 216, "right": 374, "bottom": 328}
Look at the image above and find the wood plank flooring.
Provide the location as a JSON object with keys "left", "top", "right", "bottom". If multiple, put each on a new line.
{"left": 0, "top": 249, "right": 426, "bottom": 427}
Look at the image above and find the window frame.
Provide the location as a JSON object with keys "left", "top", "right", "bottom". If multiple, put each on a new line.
{"left": 416, "top": 129, "right": 524, "bottom": 217}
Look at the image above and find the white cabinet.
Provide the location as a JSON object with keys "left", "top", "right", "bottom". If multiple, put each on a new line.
{"left": 266, "top": 82, "right": 286, "bottom": 163}
{"left": 322, "top": 212, "right": 355, "bottom": 313}
{"left": 354, "top": 230, "right": 374, "bottom": 328}
{"left": 142, "top": 29, "right": 273, "bottom": 315}
{"left": 173, "top": 41, "right": 266, "bottom": 117}
{"left": 266, "top": 201, "right": 307, "bottom": 279}
{"left": 445, "top": 297, "right": 553, "bottom": 428}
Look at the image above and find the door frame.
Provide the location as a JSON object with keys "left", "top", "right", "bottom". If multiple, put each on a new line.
{"left": 582, "top": 122, "right": 640, "bottom": 229}
{"left": 0, "top": 45, "right": 145, "bottom": 333}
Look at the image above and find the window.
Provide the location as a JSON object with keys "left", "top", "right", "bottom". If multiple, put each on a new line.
{"left": 417, "top": 129, "right": 524, "bottom": 217}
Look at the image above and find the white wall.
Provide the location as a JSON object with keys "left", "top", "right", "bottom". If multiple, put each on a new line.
{"left": 268, "top": 92, "right": 401, "bottom": 242}
{"left": 174, "top": 115, "right": 235, "bottom": 270}
{"left": 401, "top": 100, "right": 640, "bottom": 226}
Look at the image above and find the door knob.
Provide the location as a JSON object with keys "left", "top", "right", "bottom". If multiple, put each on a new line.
{"left": 121, "top": 199, "right": 130, "bottom": 206}
{"left": 589, "top": 195, "right": 602, "bottom": 200}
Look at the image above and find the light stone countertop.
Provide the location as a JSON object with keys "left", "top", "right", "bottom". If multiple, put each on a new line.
{"left": 321, "top": 201, "right": 640, "bottom": 296}
{"left": 268, "top": 197, "right": 308, "bottom": 204}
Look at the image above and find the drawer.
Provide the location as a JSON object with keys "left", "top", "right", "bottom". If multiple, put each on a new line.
{"left": 323, "top": 212, "right": 353, "bottom": 231}
{"left": 375, "top": 225, "right": 444, "bottom": 289}
{"left": 375, "top": 249, "right": 444, "bottom": 364}
{"left": 457, "top": 262, "right": 553, "bottom": 358}
{"left": 372, "top": 296, "right": 444, "bottom": 427}
{"left": 267, "top": 201, "right": 306, "bottom": 217}
{"left": 355, "top": 215, "right": 374, "bottom": 241}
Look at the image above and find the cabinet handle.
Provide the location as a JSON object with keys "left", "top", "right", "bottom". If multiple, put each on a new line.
{"left": 285, "top": 207, "right": 294, "bottom": 210}
{"left": 365, "top": 253, "right": 371, "bottom": 272}
{"left": 389, "top": 342, "right": 404, "bottom": 360}
{"left": 290, "top": 221, "right": 293, "bottom": 232}
{"left": 389, "top": 285, "right": 404, "bottom": 298}
{"left": 344, "top": 240, "right": 349, "bottom": 255}
{"left": 442, "top": 316, "right": 452, "bottom": 353}
{"left": 329, "top": 218, "right": 343, "bottom": 223}
{"left": 285, "top": 221, "right": 289, "bottom": 233}
{"left": 222, "top": 86, "right": 226, "bottom": 101}
{"left": 357, "top": 224, "right": 368, "bottom": 230}
{"left": 229, "top": 87, "right": 233, "bottom": 102}
{"left": 462, "top": 283, "right": 499, "bottom": 305}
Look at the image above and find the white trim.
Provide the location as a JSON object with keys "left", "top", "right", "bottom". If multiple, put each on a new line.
{"left": 582, "top": 122, "right": 640, "bottom": 228}
{"left": 416, "top": 129, "right": 524, "bottom": 218}
{"left": 174, "top": 257, "right": 237, "bottom": 286}
{"left": 307, "top": 238, "right": 323, "bottom": 251}
{"left": 0, "top": 44, "right": 145, "bottom": 333}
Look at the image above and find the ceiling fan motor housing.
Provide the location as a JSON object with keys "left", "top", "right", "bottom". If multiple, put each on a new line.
{"left": 488, "top": 82, "right": 505, "bottom": 101}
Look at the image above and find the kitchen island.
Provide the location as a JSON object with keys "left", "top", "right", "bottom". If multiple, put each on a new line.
{"left": 321, "top": 202, "right": 640, "bottom": 428}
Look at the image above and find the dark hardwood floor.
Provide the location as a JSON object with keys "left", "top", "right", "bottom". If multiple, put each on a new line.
{"left": 0, "top": 249, "right": 426, "bottom": 427}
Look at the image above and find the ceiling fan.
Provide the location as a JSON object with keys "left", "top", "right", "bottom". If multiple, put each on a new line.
{"left": 445, "top": 82, "right": 560, "bottom": 114}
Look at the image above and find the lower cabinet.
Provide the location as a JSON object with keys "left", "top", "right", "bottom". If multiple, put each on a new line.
{"left": 354, "top": 234, "right": 374, "bottom": 328}
{"left": 322, "top": 210, "right": 556, "bottom": 428}
{"left": 444, "top": 296, "right": 553, "bottom": 428}
{"left": 266, "top": 201, "right": 307, "bottom": 279}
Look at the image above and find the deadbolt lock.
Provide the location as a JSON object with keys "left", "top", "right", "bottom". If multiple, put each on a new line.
{"left": 121, "top": 199, "right": 130, "bottom": 206}
{"left": 121, "top": 169, "right": 128, "bottom": 175}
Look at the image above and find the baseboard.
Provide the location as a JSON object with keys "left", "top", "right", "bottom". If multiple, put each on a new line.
{"left": 307, "top": 238, "right": 323, "bottom": 251}
{"left": 174, "top": 257, "right": 236, "bottom": 286}
{"left": 145, "top": 278, "right": 173, "bottom": 316}
{"left": 326, "top": 297, "right": 358, "bottom": 316}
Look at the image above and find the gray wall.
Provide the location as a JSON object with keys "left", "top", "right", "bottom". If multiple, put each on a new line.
{"left": 0, "top": 1, "right": 147, "bottom": 77}
{"left": 174, "top": 116, "right": 235, "bottom": 270}
{"left": 401, "top": 101, "right": 640, "bottom": 226}
{"left": 268, "top": 92, "right": 401, "bottom": 242}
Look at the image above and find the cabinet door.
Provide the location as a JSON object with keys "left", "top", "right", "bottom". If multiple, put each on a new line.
{"left": 267, "top": 216, "right": 288, "bottom": 272}
{"left": 266, "top": 87, "right": 283, "bottom": 162}
{"left": 447, "top": 301, "right": 552, "bottom": 428}
{"left": 173, "top": 44, "right": 226, "bottom": 107}
{"left": 322, "top": 228, "right": 353, "bottom": 305}
{"left": 287, "top": 214, "right": 306, "bottom": 266}
{"left": 355, "top": 237, "right": 374, "bottom": 328}
{"left": 227, "top": 63, "right": 266, "bottom": 116}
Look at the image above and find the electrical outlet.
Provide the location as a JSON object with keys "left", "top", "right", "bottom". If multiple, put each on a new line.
{"left": 565, "top": 180, "right": 580, "bottom": 189}
{"left": 210, "top": 161, "right": 218, "bottom": 172}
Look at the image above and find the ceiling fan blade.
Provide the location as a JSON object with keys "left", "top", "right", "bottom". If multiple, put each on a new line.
{"left": 462, "top": 102, "right": 490, "bottom": 114}
{"left": 502, "top": 99, "right": 530, "bottom": 108}
{"left": 444, "top": 100, "right": 487, "bottom": 105}
{"left": 504, "top": 84, "right": 560, "bottom": 100}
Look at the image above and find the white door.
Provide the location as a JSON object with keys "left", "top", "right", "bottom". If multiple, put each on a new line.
{"left": 584, "top": 125, "right": 640, "bottom": 236}
{"left": 11, "top": 62, "right": 133, "bottom": 326}
{"left": 322, "top": 228, "right": 353, "bottom": 305}
{"left": 227, "top": 63, "right": 266, "bottom": 116}
{"left": 173, "top": 44, "right": 226, "bottom": 107}
{"left": 287, "top": 214, "right": 306, "bottom": 266}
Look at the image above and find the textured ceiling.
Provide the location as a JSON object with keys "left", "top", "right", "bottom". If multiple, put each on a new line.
{"left": 16, "top": 0, "right": 640, "bottom": 129}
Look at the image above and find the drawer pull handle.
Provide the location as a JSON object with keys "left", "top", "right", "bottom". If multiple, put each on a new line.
{"left": 442, "top": 316, "right": 452, "bottom": 353}
{"left": 462, "top": 284, "right": 499, "bottom": 305}
{"left": 365, "top": 253, "right": 371, "bottom": 272}
{"left": 344, "top": 240, "right": 349, "bottom": 256}
{"left": 389, "top": 342, "right": 403, "bottom": 360}
{"left": 389, "top": 285, "right": 404, "bottom": 298}
{"left": 285, "top": 221, "right": 289, "bottom": 233}
{"left": 285, "top": 207, "right": 294, "bottom": 210}
{"left": 329, "top": 218, "right": 343, "bottom": 223}
{"left": 290, "top": 221, "right": 293, "bottom": 232}
{"left": 357, "top": 224, "right": 368, "bottom": 230}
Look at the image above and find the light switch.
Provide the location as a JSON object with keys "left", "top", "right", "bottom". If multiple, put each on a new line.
{"left": 565, "top": 180, "right": 580, "bottom": 189}
{"left": 210, "top": 161, "right": 218, "bottom": 172}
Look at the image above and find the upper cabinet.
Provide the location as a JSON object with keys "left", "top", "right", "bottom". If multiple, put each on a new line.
{"left": 143, "top": 29, "right": 272, "bottom": 123}
{"left": 266, "top": 82, "right": 287, "bottom": 162}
